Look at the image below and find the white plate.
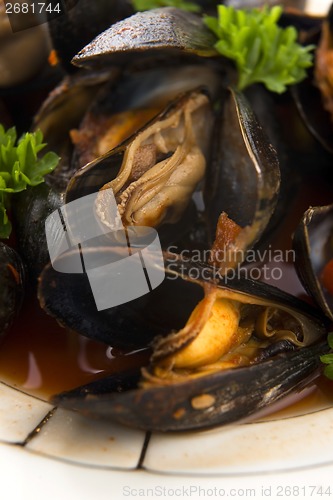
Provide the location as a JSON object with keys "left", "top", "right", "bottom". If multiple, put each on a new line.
{"left": 1, "top": 378, "right": 333, "bottom": 500}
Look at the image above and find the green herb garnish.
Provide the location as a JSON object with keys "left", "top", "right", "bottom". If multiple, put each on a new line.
{"left": 131, "top": 0, "right": 201, "bottom": 13}
{"left": 204, "top": 5, "right": 314, "bottom": 93}
{"left": 0, "top": 125, "right": 59, "bottom": 239}
{"left": 321, "top": 333, "right": 333, "bottom": 380}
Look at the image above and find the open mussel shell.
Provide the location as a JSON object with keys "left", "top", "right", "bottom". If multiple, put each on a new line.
{"left": 204, "top": 86, "right": 280, "bottom": 247}
{"left": 293, "top": 204, "right": 333, "bottom": 321}
{"left": 163, "top": 255, "right": 327, "bottom": 341}
{"left": 52, "top": 341, "right": 328, "bottom": 431}
{"left": 71, "top": 7, "right": 218, "bottom": 69}
{"left": 50, "top": 258, "right": 328, "bottom": 431}
{"left": 0, "top": 243, "right": 25, "bottom": 340}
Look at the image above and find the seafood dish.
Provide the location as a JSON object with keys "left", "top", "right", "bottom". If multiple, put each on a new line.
{"left": 1, "top": 0, "right": 333, "bottom": 434}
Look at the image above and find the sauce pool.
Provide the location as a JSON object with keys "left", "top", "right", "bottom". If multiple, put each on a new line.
{"left": 0, "top": 292, "right": 150, "bottom": 400}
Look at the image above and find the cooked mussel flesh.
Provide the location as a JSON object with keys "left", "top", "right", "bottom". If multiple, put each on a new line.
{"left": 143, "top": 257, "right": 326, "bottom": 383}
{"left": 94, "top": 89, "right": 212, "bottom": 229}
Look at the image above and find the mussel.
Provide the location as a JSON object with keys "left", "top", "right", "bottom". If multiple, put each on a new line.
{"left": 51, "top": 257, "right": 329, "bottom": 431}
{"left": 65, "top": 73, "right": 219, "bottom": 230}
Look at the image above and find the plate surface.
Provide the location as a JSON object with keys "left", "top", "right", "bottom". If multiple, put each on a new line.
{"left": 1, "top": 381, "right": 333, "bottom": 500}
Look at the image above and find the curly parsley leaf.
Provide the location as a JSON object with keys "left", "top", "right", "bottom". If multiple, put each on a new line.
{"left": 131, "top": 0, "right": 201, "bottom": 13}
{"left": 204, "top": 5, "right": 314, "bottom": 93}
{"left": 0, "top": 125, "right": 59, "bottom": 239}
{"left": 320, "top": 332, "right": 333, "bottom": 380}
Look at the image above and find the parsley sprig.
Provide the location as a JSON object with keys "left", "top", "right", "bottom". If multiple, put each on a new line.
{"left": 0, "top": 125, "right": 59, "bottom": 239}
{"left": 204, "top": 5, "right": 315, "bottom": 93}
{"left": 131, "top": 0, "right": 201, "bottom": 13}
{"left": 321, "top": 333, "right": 333, "bottom": 380}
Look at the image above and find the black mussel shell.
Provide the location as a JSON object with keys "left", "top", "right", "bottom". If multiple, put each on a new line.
{"left": 0, "top": 243, "right": 25, "bottom": 340}
{"left": 72, "top": 8, "right": 218, "bottom": 69}
{"left": 293, "top": 204, "right": 333, "bottom": 320}
{"left": 204, "top": 86, "right": 280, "bottom": 246}
{"left": 291, "top": 4, "right": 333, "bottom": 156}
{"left": 38, "top": 248, "right": 203, "bottom": 348}
{"left": 39, "top": 246, "right": 327, "bottom": 348}
{"left": 52, "top": 340, "right": 329, "bottom": 431}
